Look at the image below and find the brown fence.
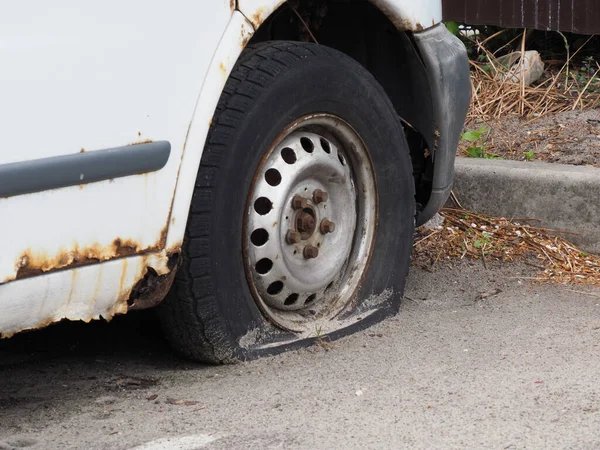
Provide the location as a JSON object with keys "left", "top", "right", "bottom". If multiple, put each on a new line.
{"left": 443, "top": 0, "right": 600, "bottom": 34}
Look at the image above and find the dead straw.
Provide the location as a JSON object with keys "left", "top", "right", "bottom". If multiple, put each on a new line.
{"left": 413, "top": 208, "right": 600, "bottom": 286}
{"left": 467, "top": 35, "right": 599, "bottom": 122}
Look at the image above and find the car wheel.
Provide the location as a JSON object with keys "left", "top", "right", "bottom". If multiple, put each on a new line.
{"left": 158, "top": 41, "right": 415, "bottom": 362}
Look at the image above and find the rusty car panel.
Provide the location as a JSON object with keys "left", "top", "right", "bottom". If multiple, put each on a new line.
{"left": 0, "top": 171, "right": 173, "bottom": 285}
{"left": 0, "top": 1, "right": 235, "bottom": 337}
{"left": 0, "top": 247, "right": 180, "bottom": 339}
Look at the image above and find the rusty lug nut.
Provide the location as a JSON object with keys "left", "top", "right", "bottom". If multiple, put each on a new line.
{"left": 297, "top": 213, "right": 316, "bottom": 233}
{"left": 291, "top": 195, "right": 308, "bottom": 210}
{"left": 313, "top": 189, "right": 328, "bottom": 204}
{"left": 320, "top": 219, "right": 336, "bottom": 234}
{"left": 303, "top": 245, "right": 319, "bottom": 259}
{"left": 286, "top": 230, "right": 301, "bottom": 245}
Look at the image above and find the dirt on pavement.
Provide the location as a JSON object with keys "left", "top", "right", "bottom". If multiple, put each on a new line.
{"left": 1, "top": 261, "right": 600, "bottom": 449}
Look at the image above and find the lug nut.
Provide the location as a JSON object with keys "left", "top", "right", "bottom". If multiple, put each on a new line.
{"left": 297, "top": 213, "right": 316, "bottom": 233}
{"left": 313, "top": 189, "right": 328, "bottom": 204}
{"left": 286, "top": 230, "right": 301, "bottom": 244}
{"left": 291, "top": 195, "right": 308, "bottom": 210}
{"left": 320, "top": 219, "right": 335, "bottom": 234}
{"left": 303, "top": 245, "right": 319, "bottom": 259}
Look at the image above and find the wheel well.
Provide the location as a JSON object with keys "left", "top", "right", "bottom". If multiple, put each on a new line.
{"left": 248, "top": 0, "right": 435, "bottom": 210}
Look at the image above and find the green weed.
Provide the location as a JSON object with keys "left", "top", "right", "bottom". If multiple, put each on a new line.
{"left": 461, "top": 126, "right": 501, "bottom": 159}
{"left": 474, "top": 231, "right": 494, "bottom": 253}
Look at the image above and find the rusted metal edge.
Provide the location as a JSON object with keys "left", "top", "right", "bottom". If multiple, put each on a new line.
{"left": 238, "top": 1, "right": 435, "bottom": 42}
{"left": 0, "top": 140, "right": 170, "bottom": 199}
{"left": 369, "top": 0, "right": 427, "bottom": 31}
{"left": 0, "top": 243, "right": 183, "bottom": 338}
{"left": 126, "top": 249, "right": 182, "bottom": 310}
{"left": 7, "top": 225, "right": 170, "bottom": 283}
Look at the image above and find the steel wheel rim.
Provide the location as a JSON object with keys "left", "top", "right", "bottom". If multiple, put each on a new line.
{"left": 243, "top": 114, "right": 377, "bottom": 332}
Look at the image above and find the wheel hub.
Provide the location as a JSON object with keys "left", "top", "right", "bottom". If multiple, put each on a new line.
{"left": 243, "top": 114, "right": 377, "bottom": 331}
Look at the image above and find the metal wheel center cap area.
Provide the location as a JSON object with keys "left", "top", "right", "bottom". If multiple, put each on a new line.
{"left": 244, "top": 115, "right": 377, "bottom": 332}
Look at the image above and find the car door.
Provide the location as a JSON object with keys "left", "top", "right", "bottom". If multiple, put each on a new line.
{"left": 0, "top": 1, "right": 232, "bottom": 283}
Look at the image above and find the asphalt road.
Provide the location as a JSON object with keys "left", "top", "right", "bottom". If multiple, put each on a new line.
{"left": 1, "top": 261, "right": 600, "bottom": 449}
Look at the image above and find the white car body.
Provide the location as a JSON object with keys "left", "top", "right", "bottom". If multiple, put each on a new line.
{"left": 0, "top": 0, "right": 443, "bottom": 337}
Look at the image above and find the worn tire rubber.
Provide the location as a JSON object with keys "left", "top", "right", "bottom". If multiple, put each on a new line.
{"left": 158, "top": 41, "right": 415, "bottom": 363}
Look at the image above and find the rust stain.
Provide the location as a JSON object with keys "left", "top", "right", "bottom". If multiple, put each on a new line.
{"left": 157, "top": 210, "right": 170, "bottom": 250}
{"left": 369, "top": 0, "right": 426, "bottom": 31}
{"left": 65, "top": 269, "right": 78, "bottom": 310}
{"left": 23, "top": 316, "right": 56, "bottom": 336}
{"left": 118, "top": 259, "right": 129, "bottom": 299}
{"left": 13, "top": 237, "right": 161, "bottom": 281}
{"left": 159, "top": 118, "right": 190, "bottom": 249}
{"left": 91, "top": 266, "right": 104, "bottom": 306}
{"left": 130, "top": 138, "right": 153, "bottom": 146}
{"left": 391, "top": 17, "right": 424, "bottom": 31}
{"left": 127, "top": 249, "right": 181, "bottom": 310}
{"left": 229, "top": 0, "right": 236, "bottom": 13}
{"left": 4, "top": 116, "right": 183, "bottom": 329}
{"left": 80, "top": 148, "right": 85, "bottom": 153}
{"left": 251, "top": 7, "right": 266, "bottom": 26}
{"left": 240, "top": 26, "right": 252, "bottom": 48}
{"left": 183, "top": 120, "right": 193, "bottom": 150}
{"left": 2, "top": 242, "right": 184, "bottom": 338}
{"left": 218, "top": 62, "right": 227, "bottom": 76}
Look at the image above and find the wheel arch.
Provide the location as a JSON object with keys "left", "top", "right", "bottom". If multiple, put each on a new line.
{"left": 167, "top": 0, "right": 468, "bottom": 259}
{"left": 236, "top": 0, "right": 455, "bottom": 222}
{"left": 166, "top": 3, "right": 433, "bottom": 251}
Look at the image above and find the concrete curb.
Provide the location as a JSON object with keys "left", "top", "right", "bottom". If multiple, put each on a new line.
{"left": 451, "top": 158, "right": 600, "bottom": 255}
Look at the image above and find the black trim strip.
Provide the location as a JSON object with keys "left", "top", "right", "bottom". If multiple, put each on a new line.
{"left": 0, "top": 141, "right": 171, "bottom": 198}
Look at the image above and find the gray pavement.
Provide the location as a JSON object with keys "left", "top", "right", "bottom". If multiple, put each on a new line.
{"left": 1, "top": 261, "right": 600, "bottom": 449}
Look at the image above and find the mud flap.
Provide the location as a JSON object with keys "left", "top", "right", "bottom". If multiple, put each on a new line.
{"left": 413, "top": 24, "right": 471, "bottom": 225}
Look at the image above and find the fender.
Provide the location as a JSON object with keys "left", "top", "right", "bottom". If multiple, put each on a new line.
{"left": 0, "top": 9, "right": 253, "bottom": 338}
{"left": 165, "top": 12, "right": 254, "bottom": 250}
{"left": 237, "top": 0, "right": 442, "bottom": 31}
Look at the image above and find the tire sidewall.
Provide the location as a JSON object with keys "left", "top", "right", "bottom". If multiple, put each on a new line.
{"left": 205, "top": 44, "right": 414, "bottom": 357}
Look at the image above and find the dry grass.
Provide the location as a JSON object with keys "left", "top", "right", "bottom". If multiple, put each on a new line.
{"left": 413, "top": 208, "right": 600, "bottom": 286}
{"left": 434, "top": 32, "right": 600, "bottom": 284}
{"left": 468, "top": 32, "right": 600, "bottom": 122}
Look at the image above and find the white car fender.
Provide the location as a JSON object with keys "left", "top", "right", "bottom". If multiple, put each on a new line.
{"left": 237, "top": 0, "right": 442, "bottom": 31}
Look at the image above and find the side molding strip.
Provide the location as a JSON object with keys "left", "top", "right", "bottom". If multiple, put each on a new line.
{"left": 0, "top": 141, "right": 171, "bottom": 198}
